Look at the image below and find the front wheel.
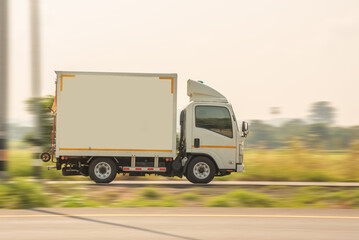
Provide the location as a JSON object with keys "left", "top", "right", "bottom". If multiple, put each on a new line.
{"left": 186, "top": 157, "right": 216, "bottom": 184}
{"left": 89, "top": 158, "right": 117, "bottom": 183}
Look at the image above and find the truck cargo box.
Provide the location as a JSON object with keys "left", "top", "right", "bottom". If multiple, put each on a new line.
{"left": 55, "top": 71, "right": 177, "bottom": 158}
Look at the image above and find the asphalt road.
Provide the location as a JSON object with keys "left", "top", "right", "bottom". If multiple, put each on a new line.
{"left": 1, "top": 208, "right": 358, "bottom": 240}
{"left": 43, "top": 180, "right": 359, "bottom": 187}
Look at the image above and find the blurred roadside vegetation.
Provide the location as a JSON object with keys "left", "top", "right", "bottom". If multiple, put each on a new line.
{"left": 5, "top": 98, "right": 359, "bottom": 182}
{"left": 2, "top": 98, "right": 359, "bottom": 209}
{"left": 1, "top": 180, "right": 358, "bottom": 209}
{"left": 7, "top": 147, "right": 359, "bottom": 182}
{"left": 23, "top": 96, "right": 54, "bottom": 150}
{"left": 247, "top": 120, "right": 359, "bottom": 150}
{"left": 247, "top": 101, "right": 359, "bottom": 150}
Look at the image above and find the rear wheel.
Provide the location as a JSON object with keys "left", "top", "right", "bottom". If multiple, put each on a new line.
{"left": 89, "top": 158, "right": 117, "bottom": 183}
{"left": 186, "top": 156, "right": 216, "bottom": 184}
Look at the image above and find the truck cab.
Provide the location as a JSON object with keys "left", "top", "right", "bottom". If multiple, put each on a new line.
{"left": 174, "top": 80, "right": 248, "bottom": 183}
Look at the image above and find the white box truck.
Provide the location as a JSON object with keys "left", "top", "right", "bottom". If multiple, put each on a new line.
{"left": 42, "top": 71, "right": 249, "bottom": 183}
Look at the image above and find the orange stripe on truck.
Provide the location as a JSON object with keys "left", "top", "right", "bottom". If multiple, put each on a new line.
{"left": 60, "top": 75, "right": 75, "bottom": 91}
{"left": 59, "top": 148, "right": 172, "bottom": 152}
{"left": 192, "top": 145, "right": 236, "bottom": 149}
{"left": 159, "top": 77, "right": 174, "bottom": 94}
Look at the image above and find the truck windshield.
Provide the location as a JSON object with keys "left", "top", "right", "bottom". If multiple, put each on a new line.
{"left": 195, "top": 106, "right": 233, "bottom": 138}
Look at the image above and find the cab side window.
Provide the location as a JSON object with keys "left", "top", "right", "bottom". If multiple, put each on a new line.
{"left": 195, "top": 106, "right": 233, "bottom": 138}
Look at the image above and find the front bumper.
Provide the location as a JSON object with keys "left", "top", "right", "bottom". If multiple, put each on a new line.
{"left": 236, "top": 164, "right": 245, "bottom": 172}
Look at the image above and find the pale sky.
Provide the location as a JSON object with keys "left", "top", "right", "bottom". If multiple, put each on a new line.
{"left": 7, "top": 0, "right": 359, "bottom": 126}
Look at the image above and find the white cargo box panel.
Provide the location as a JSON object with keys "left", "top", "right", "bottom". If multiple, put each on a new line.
{"left": 55, "top": 71, "right": 177, "bottom": 158}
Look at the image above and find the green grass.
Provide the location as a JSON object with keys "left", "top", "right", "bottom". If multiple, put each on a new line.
{"left": 181, "top": 192, "right": 201, "bottom": 201}
{"left": 141, "top": 187, "right": 161, "bottom": 199}
{"left": 206, "top": 197, "right": 232, "bottom": 207}
{"left": 4, "top": 143, "right": 359, "bottom": 209}
{"left": 113, "top": 187, "right": 179, "bottom": 207}
{"left": 6, "top": 147, "right": 359, "bottom": 182}
{"left": 8, "top": 150, "right": 33, "bottom": 177}
{"left": 205, "top": 187, "right": 359, "bottom": 208}
{"left": 59, "top": 195, "right": 102, "bottom": 208}
{"left": 8, "top": 149, "right": 87, "bottom": 180}
{"left": 206, "top": 190, "right": 275, "bottom": 207}
{"left": 0, "top": 178, "right": 50, "bottom": 209}
{"left": 215, "top": 149, "right": 359, "bottom": 182}
{"left": 1, "top": 179, "right": 359, "bottom": 209}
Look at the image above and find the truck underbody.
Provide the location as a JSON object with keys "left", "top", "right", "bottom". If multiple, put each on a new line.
{"left": 55, "top": 153, "right": 235, "bottom": 181}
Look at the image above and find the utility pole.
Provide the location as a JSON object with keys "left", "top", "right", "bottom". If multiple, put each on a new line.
{"left": 30, "top": 0, "right": 42, "bottom": 177}
{"left": 0, "top": 0, "right": 8, "bottom": 178}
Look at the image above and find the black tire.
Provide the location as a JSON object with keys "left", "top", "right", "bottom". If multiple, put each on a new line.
{"left": 89, "top": 158, "right": 117, "bottom": 183}
{"left": 40, "top": 152, "right": 51, "bottom": 162}
{"left": 186, "top": 156, "right": 216, "bottom": 184}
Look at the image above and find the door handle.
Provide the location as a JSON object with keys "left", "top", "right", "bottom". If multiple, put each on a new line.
{"left": 194, "top": 138, "right": 200, "bottom": 148}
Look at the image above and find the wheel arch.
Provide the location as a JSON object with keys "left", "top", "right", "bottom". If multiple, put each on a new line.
{"left": 87, "top": 156, "right": 119, "bottom": 165}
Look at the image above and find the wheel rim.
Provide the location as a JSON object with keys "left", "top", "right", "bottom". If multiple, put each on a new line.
{"left": 193, "top": 162, "right": 210, "bottom": 179}
{"left": 94, "top": 162, "right": 112, "bottom": 179}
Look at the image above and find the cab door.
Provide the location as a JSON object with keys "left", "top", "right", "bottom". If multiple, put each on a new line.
{"left": 190, "top": 104, "right": 237, "bottom": 170}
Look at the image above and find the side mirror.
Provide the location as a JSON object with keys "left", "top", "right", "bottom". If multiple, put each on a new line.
{"left": 242, "top": 121, "right": 249, "bottom": 137}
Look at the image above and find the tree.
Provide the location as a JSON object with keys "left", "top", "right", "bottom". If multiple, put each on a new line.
{"left": 270, "top": 107, "right": 281, "bottom": 116}
{"left": 307, "top": 123, "right": 330, "bottom": 149}
{"left": 279, "top": 119, "right": 307, "bottom": 144}
{"left": 246, "top": 120, "right": 281, "bottom": 148}
{"left": 308, "top": 101, "right": 336, "bottom": 125}
{"left": 24, "top": 96, "right": 55, "bottom": 150}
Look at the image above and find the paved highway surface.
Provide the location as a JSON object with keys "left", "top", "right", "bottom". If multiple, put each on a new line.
{"left": 43, "top": 180, "right": 359, "bottom": 187}
{"left": 1, "top": 208, "right": 358, "bottom": 240}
